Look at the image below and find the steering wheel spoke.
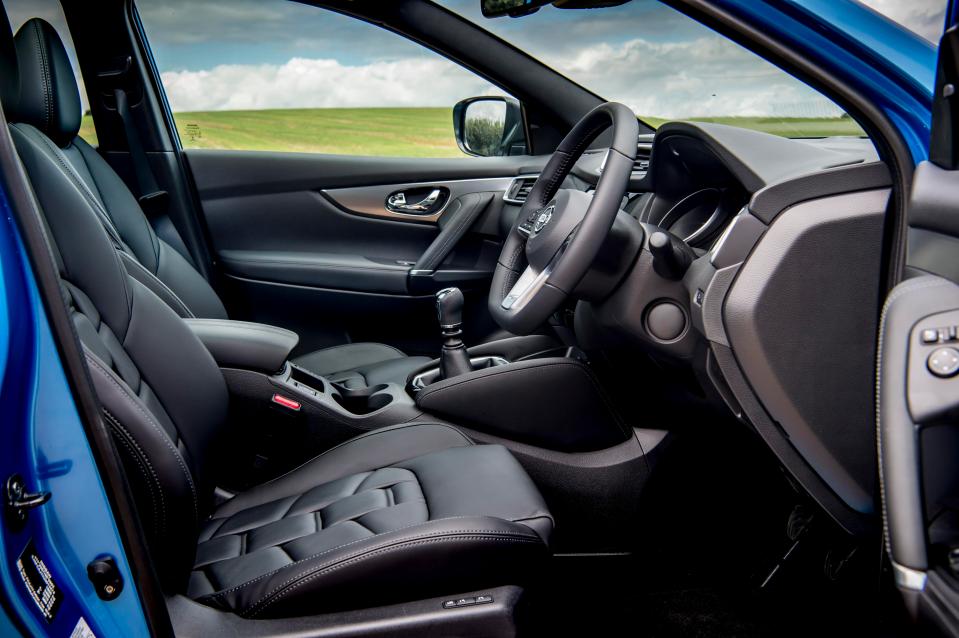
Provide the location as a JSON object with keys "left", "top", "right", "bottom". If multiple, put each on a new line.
{"left": 501, "top": 265, "right": 550, "bottom": 311}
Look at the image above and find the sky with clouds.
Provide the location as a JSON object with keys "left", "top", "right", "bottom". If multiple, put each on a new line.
{"left": 5, "top": 0, "right": 949, "bottom": 119}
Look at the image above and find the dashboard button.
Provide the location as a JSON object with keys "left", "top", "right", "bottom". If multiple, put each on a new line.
{"left": 927, "top": 347, "right": 959, "bottom": 378}
{"left": 921, "top": 328, "right": 940, "bottom": 344}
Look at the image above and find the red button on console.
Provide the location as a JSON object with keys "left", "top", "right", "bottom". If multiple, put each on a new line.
{"left": 272, "top": 394, "right": 301, "bottom": 411}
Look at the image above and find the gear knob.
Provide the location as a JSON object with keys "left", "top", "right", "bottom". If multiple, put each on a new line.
{"left": 435, "top": 287, "right": 465, "bottom": 332}
{"left": 434, "top": 287, "right": 472, "bottom": 379}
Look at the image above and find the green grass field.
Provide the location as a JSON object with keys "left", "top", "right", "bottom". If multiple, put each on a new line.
{"left": 77, "top": 108, "right": 865, "bottom": 156}
{"left": 641, "top": 115, "right": 865, "bottom": 138}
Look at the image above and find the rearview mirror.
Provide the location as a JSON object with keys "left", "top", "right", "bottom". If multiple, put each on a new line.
{"left": 481, "top": 0, "right": 550, "bottom": 18}
{"left": 453, "top": 97, "right": 528, "bottom": 157}
{"left": 481, "top": 0, "right": 632, "bottom": 18}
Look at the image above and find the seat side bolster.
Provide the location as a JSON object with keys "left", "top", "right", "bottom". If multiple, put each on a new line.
{"left": 200, "top": 515, "right": 547, "bottom": 618}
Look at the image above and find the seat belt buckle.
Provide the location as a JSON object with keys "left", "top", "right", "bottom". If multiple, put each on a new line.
{"left": 138, "top": 190, "right": 169, "bottom": 216}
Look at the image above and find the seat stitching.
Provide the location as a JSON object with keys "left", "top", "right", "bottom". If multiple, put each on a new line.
{"left": 202, "top": 518, "right": 528, "bottom": 597}
{"left": 11, "top": 125, "right": 135, "bottom": 320}
{"left": 103, "top": 409, "right": 165, "bottom": 536}
{"left": 70, "top": 141, "right": 108, "bottom": 208}
{"left": 401, "top": 466, "right": 428, "bottom": 520}
{"left": 347, "top": 518, "right": 373, "bottom": 536}
{"left": 246, "top": 534, "right": 541, "bottom": 617}
{"left": 32, "top": 21, "right": 51, "bottom": 134}
{"left": 213, "top": 423, "right": 472, "bottom": 500}
{"left": 86, "top": 354, "right": 199, "bottom": 521}
{"left": 121, "top": 252, "right": 195, "bottom": 318}
{"left": 20, "top": 125, "right": 127, "bottom": 250}
{"left": 876, "top": 276, "right": 956, "bottom": 558}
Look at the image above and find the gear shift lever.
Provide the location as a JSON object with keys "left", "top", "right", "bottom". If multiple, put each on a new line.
{"left": 435, "top": 287, "right": 473, "bottom": 380}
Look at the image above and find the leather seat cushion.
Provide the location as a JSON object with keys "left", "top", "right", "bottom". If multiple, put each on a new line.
{"left": 188, "top": 423, "right": 553, "bottom": 618}
{"left": 293, "top": 342, "right": 430, "bottom": 389}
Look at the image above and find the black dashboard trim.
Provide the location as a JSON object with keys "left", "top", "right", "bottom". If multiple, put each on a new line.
{"left": 750, "top": 160, "right": 891, "bottom": 223}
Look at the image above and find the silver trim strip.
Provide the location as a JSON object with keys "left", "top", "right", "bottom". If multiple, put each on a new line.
{"left": 892, "top": 562, "right": 927, "bottom": 591}
{"left": 501, "top": 264, "right": 550, "bottom": 310}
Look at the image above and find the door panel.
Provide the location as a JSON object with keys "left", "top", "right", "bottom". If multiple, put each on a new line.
{"left": 880, "top": 20, "right": 959, "bottom": 635}
{"left": 185, "top": 150, "right": 546, "bottom": 355}
{"left": 324, "top": 177, "right": 513, "bottom": 222}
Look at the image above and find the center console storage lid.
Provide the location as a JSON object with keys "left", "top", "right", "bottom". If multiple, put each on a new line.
{"left": 185, "top": 319, "right": 298, "bottom": 373}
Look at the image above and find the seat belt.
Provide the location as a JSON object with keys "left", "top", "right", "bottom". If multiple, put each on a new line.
{"left": 112, "top": 86, "right": 169, "bottom": 217}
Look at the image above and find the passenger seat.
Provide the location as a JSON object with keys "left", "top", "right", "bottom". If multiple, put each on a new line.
{"left": 11, "top": 17, "right": 429, "bottom": 388}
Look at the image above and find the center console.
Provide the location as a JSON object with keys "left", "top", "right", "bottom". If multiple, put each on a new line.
{"left": 185, "top": 318, "right": 423, "bottom": 487}
{"left": 185, "top": 287, "right": 632, "bottom": 490}
{"left": 403, "top": 288, "right": 631, "bottom": 453}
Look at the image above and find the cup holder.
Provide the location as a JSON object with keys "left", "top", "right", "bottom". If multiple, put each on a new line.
{"left": 331, "top": 383, "right": 393, "bottom": 415}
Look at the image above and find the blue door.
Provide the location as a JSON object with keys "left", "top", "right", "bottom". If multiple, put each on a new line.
{"left": 0, "top": 192, "right": 149, "bottom": 634}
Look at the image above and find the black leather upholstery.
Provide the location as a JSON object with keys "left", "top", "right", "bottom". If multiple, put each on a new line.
{"left": 2, "top": 18, "right": 552, "bottom": 617}
{"left": 9, "top": 17, "right": 431, "bottom": 388}
{"left": 416, "top": 357, "right": 631, "bottom": 452}
{"left": 185, "top": 319, "right": 299, "bottom": 374}
{"left": 0, "top": 9, "right": 17, "bottom": 118}
{"left": 13, "top": 17, "right": 80, "bottom": 146}
{"left": 190, "top": 423, "right": 550, "bottom": 617}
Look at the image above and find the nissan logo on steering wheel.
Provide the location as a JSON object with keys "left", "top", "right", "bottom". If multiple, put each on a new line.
{"left": 533, "top": 205, "right": 554, "bottom": 233}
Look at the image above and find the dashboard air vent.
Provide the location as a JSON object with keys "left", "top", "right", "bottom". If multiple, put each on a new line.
{"left": 503, "top": 175, "right": 538, "bottom": 205}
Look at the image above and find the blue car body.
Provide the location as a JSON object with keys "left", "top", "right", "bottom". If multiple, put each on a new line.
{"left": 0, "top": 0, "right": 944, "bottom": 634}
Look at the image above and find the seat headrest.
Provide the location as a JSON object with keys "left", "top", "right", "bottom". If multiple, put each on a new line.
{"left": 14, "top": 18, "right": 80, "bottom": 147}
{"left": 0, "top": 9, "right": 19, "bottom": 116}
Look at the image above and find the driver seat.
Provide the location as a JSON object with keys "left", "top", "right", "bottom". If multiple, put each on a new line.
{"left": 10, "top": 17, "right": 429, "bottom": 388}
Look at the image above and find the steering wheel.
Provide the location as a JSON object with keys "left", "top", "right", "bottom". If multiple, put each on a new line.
{"left": 489, "top": 102, "right": 638, "bottom": 334}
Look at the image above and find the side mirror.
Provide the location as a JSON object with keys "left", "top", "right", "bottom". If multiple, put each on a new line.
{"left": 453, "top": 96, "right": 528, "bottom": 157}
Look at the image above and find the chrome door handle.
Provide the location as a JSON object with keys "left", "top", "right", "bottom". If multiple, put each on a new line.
{"left": 386, "top": 189, "right": 443, "bottom": 214}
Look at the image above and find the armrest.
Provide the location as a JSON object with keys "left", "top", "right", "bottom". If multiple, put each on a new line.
{"left": 185, "top": 319, "right": 298, "bottom": 373}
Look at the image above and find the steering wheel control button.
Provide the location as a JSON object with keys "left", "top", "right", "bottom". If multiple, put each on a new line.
{"left": 646, "top": 301, "right": 687, "bottom": 342}
{"left": 443, "top": 595, "right": 493, "bottom": 609}
{"left": 921, "top": 328, "right": 941, "bottom": 344}
{"left": 927, "top": 347, "right": 959, "bottom": 378}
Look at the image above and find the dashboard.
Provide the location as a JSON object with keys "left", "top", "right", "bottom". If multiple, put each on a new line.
{"left": 568, "top": 122, "right": 880, "bottom": 255}
{"left": 557, "top": 121, "right": 889, "bottom": 536}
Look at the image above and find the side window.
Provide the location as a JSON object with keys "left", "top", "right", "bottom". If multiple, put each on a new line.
{"left": 135, "top": 0, "right": 514, "bottom": 157}
{"left": 5, "top": 0, "right": 97, "bottom": 146}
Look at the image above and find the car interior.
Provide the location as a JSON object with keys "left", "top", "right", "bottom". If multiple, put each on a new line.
{"left": 0, "top": 0, "right": 949, "bottom": 635}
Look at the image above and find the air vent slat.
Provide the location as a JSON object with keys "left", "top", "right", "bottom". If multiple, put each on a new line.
{"left": 503, "top": 175, "right": 539, "bottom": 205}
